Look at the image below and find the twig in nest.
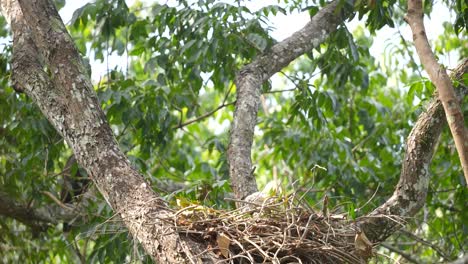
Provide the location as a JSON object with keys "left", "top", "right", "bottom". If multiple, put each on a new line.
{"left": 173, "top": 193, "right": 371, "bottom": 263}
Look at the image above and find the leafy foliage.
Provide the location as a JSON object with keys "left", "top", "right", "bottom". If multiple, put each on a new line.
{"left": 0, "top": 0, "right": 466, "bottom": 263}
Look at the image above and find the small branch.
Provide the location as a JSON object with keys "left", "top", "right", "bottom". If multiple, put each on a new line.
{"left": 397, "top": 27, "right": 422, "bottom": 77}
{"left": 116, "top": 122, "right": 131, "bottom": 141}
{"left": 264, "top": 88, "right": 297, "bottom": 94}
{"left": 429, "top": 202, "right": 461, "bottom": 213}
{"left": 270, "top": 69, "right": 325, "bottom": 95}
{"left": 399, "top": 229, "right": 452, "bottom": 261}
{"left": 263, "top": 71, "right": 304, "bottom": 94}
{"left": 173, "top": 101, "right": 235, "bottom": 129}
{"left": 174, "top": 84, "right": 235, "bottom": 129}
{"left": 41, "top": 191, "right": 74, "bottom": 211}
{"left": 352, "top": 126, "right": 378, "bottom": 152}
{"left": 355, "top": 183, "right": 380, "bottom": 212}
{"left": 428, "top": 187, "right": 460, "bottom": 193}
{"left": 279, "top": 70, "right": 301, "bottom": 84}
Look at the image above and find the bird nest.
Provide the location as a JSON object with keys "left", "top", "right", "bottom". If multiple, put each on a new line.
{"left": 173, "top": 194, "right": 373, "bottom": 263}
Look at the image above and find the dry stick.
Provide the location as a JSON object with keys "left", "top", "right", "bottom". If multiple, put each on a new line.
{"left": 243, "top": 236, "right": 270, "bottom": 260}
{"left": 230, "top": 238, "right": 255, "bottom": 263}
{"left": 273, "top": 228, "right": 288, "bottom": 260}
{"left": 405, "top": 0, "right": 468, "bottom": 183}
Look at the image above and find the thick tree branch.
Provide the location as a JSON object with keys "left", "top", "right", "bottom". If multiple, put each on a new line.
{"left": 0, "top": 190, "right": 92, "bottom": 233}
{"left": 228, "top": 0, "right": 353, "bottom": 200}
{"left": 0, "top": 191, "right": 54, "bottom": 231}
{"left": 405, "top": 0, "right": 468, "bottom": 183}
{"left": 358, "top": 59, "right": 468, "bottom": 243}
{"left": 1, "top": 0, "right": 218, "bottom": 262}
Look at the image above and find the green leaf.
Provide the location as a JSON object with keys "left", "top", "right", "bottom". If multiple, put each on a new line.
{"left": 246, "top": 33, "right": 268, "bottom": 52}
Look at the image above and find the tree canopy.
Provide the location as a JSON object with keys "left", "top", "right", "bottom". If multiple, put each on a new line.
{"left": 0, "top": 0, "right": 467, "bottom": 263}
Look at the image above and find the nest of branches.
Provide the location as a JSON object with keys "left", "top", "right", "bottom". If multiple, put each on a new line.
{"left": 173, "top": 194, "right": 373, "bottom": 263}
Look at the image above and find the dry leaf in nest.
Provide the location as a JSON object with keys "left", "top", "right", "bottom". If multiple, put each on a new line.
{"left": 217, "top": 232, "right": 231, "bottom": 258}
{"left": 355, "top": 229, "right": 373, "bottom": 259}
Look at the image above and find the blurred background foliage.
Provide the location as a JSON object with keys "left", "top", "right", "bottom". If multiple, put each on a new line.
{"left": 0, "top": 0, "right": 467, "bottom": 263}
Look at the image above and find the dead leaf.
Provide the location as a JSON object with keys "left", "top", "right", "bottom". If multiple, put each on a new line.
{"left": 355, "top": 230, "right": 373, "bottom": 258}
{"left": 217, "top": 233, "right": 231, "bottom": 258}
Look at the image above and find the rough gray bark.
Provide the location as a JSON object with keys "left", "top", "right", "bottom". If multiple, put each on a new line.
{"left": 358, "top": 59, "right": 468, "bottom": 243}
{"left": 228, "top": 0, "right": 352, "bottom": 200}
{"left": 1, "top": 0, "right": 217, "bottom": 262}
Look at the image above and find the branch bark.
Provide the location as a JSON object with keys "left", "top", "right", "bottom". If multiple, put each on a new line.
{"left": 0, "top": 190, "right": 93, "bottom": 233}
{"left": 228, "top": 0, "right": 353, "bottom": 200}
{"left": 0, "top": 0, "right": 218, "bottom": 262}
{"left": 405, "top": 0, "right": 468, "bottom": 184}
{"left": 358, "top": 59, "right": 468, "bottom": 243}
{"left": 0, "top": 191, "right": 55, "bottom": 232}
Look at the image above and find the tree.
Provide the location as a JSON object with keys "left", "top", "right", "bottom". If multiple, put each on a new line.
{"left": 0, "top": 0, "right": 466, "bottom": 263}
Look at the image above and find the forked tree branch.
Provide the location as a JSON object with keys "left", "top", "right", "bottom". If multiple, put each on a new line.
{"left": 358, "top": 59, "right": 468, "bottom": 243}
{"left": 405, "top": 0, "right": 468, "bottom": 183}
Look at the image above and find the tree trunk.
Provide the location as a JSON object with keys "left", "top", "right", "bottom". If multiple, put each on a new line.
{"left": 1, "top": 0, "right": 217, "bottom": 262}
